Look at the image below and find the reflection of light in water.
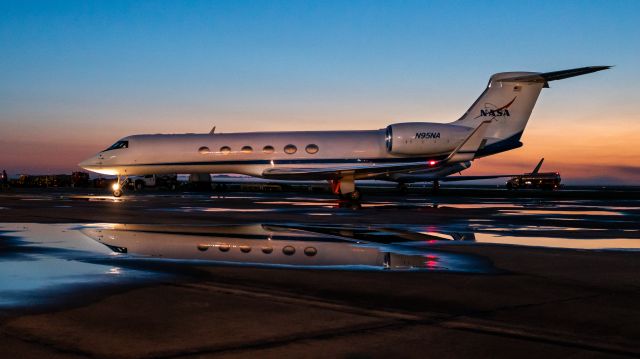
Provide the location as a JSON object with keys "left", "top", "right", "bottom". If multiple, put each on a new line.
{"left": 208, "top": 196, "right": 261, "bottom": 199}
{"left": 255, "top": 201, "right": 393, "bottom": 208}
{"left": 256, "top": 201, "right": 337, "bottom": 207}
{"left": 88, "top": 197, "right": 124, "bottom": 202}
{"left": 360, "top": 203, "right": 395, "bottom": 208}
{"left": 107, "top": 267, "right": 122, "bottom": 275}
{"left": 472, "top": 232, "right": 640, "bottom": 250}
{"left": 437, "top": 203, "right": 523, "bottom": 209}
{"left": 499, "top": 209, "right": 623, "bottom": 216}
{"left": 554, "top": 204, "right": 640, "bottom": 211}
{"left": 418, "top": 232, "right": 457, "bottom": 240}
{"left": 177, "top": 207, "right": 274, "bottom": 212}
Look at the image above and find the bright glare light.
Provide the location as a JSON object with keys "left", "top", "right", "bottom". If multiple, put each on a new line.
{"left": 428, "top": 160, "right": 437, "bottom": 166}
{"left": 112, "top": 183, "right": 120, "bottom": 191}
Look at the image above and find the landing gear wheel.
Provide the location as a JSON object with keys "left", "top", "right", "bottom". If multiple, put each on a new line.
{"left": 432, "top": 180, "right": 440, "bottom": 193}
{"left": 111, "top": 174, "right": 127, "bottom": 197}
{"left": 347, "top": 189, "right": 362, "bottom": 201}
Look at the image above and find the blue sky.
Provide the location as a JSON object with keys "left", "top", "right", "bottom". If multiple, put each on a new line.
{"left": 0, "top": 0, "right": 639, "bottom": 183}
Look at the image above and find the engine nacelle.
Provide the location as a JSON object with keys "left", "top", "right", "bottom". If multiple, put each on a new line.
{"left": 385, "top": 122, "right": 471, "bottom": 155}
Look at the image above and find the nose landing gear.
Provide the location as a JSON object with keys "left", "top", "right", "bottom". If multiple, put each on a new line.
{"left": 112, "top": 175, "right": 128, "bottom": 197}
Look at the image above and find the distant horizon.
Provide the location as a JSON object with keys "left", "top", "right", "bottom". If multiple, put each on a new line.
{"left": 4, "top": 172, "right": 638, "bottom": 187}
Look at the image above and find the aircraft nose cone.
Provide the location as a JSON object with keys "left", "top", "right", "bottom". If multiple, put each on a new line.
{"left": 78, "top": 157, "right": 97, "bottom": 169}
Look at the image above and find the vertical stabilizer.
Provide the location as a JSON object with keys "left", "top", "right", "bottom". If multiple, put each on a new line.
{"left": 453, "top": 72, "right": 545, "bottom": 145}
{"left": 453, "top": 66, "right": 610, "bottom": 156}
{"left": 532, "top": 158, "right": 544, "bottom": 174}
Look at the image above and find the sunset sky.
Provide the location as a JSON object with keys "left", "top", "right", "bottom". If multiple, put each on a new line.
{"left": 1, "top": 1, "right": 639, "bottom": 184}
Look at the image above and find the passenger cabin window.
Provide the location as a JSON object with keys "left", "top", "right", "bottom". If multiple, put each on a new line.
{"left": 305, "top": 144, "right": 319, "bottom": 154}
{"left": 220, "top": 146, "right": 231, "bottom": 155}
{"left": 102, "top": 140, "right": 129, "bottom": 152}
{"left": 241, "top": 146, "right": 253, "bottom": 154}
{"left": 284, "top": 144, "right": 297, "bottom": 154}
{"left": 198, "top": 146, "right": 210, "bottom": 154}
{"left": 262, "top": 145, "right": 275, "bottom": 154}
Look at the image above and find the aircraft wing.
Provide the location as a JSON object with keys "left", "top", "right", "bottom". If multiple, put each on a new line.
{"left": 262, "top": 119, "right": 493, "bottom": 181}
{"left": 439, "top": 174, "right": 517, "bottom": 182}
{"left": 262, "top": 161, "right": 435, "bottom": 181}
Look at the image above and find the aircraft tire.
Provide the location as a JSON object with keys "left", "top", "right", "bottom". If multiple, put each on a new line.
{"left": 113, "top": 189, "right": 123, "bottom": 197}
{"left": 348, "top": 189, "right": 362, "bottom": 201}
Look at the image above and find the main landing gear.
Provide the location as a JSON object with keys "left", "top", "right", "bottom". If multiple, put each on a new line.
{"left": 112, "top": 175, "right": 128, "bottom": 197}
{"left": 396, "top": 183, "right": 409, "bottom": 195}
{"left": 329, "top": 177, "right": 362, "bottom": 202}
{"left": 432, "top": 180, "right": 440, "bottom": 192}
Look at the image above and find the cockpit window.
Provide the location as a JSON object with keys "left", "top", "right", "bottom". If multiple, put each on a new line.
{"left": 102, "top": 140, "right": 129, "bottom": 152}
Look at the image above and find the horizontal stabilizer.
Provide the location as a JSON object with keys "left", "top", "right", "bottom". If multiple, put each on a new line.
{"left": 499, "top": 66, "right": 611, "bottom": 83}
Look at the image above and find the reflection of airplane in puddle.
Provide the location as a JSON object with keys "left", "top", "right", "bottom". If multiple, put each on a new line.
{"left": 79, "top": 224, "right": 481, "bottom": 271}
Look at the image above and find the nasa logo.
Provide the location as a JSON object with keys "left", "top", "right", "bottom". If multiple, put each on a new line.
{"left": 480, "top": 109, "right": 510, "bottom": 117}
{"left": 415, "top": 132, "right": 441, "bottom": 139}
{"left": 476, "top": 97, "right": 517, "bottom": 119}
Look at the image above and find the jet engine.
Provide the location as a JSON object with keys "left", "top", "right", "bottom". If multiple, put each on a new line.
{"left": 385, "top": 122, "right": 471, "bottom": 155}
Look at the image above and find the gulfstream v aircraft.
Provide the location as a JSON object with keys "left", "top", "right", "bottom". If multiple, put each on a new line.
{"left": 79, "top": 66, "right": 609, "bottom": 199}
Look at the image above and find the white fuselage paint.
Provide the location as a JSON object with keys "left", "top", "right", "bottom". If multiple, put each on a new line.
{"left": 80, "top": 128, "right": 473, "bottom": 178}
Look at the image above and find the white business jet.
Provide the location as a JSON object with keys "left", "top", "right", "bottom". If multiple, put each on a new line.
{"left": 79, "top": 66, "right": 609, "bottom": 199}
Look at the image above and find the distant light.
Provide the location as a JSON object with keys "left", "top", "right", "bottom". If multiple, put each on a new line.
{"left": 428, "top": 160, "right": 437, "bottom": 166}
{"left": 112, "top": 182, "right": 120, "bottom": 191}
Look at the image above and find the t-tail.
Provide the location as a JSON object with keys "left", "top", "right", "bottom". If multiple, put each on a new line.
{"left": 453, "top": 66, "right": 610, "bottom": 157}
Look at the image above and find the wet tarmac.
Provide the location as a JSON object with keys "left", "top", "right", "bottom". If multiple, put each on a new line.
{"left": 0, "top": 188, "right": 639, "bottom": 358}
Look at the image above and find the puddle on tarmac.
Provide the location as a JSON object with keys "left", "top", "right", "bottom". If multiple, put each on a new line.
{"left": 499, "top": 209, "right": 625, "bottom": 216}
{"left": 0, "top": 222, "right": 497, "bottom": 308}
{"left": 2, "top": 214, "right": 640, "bottom": 308}
{"left": 0, "top": 224, "right": 156, "bottom": 308}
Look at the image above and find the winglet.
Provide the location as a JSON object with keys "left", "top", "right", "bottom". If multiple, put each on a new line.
{"left": 532, "top": 158, "right": 544, "bottom": 174}
{"left": 445, "top": 119, "right": 492, "bottom": 163}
